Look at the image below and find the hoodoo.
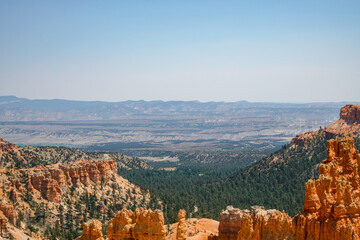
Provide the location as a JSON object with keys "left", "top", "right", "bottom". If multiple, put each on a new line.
{"left": 211, "top": 137, "right": 360, "bottom": 240}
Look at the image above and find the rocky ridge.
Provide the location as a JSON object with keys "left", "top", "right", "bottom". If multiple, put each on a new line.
{"left": 0, "top": 138, "right": 153, "bottom": 170}
{"left": 291, "top": 104, "right": 360, "bottom": 146}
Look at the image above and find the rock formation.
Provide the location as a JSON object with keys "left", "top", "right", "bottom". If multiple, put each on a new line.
{"left": 292, "top": 105, "right": 360, "bottom": 146}
{"left": 293, "top": 136, "right": 360, "bottom": 239}
{"left": 28, "top": 159, "right": 117, "bottom": 202}
{"left": 0, "top": 138, "right": 24, "bottom": 167}
{"left": 0, "top": 200, "right": 18, "bottom": 225}
{"left": 324, "top": 104, "right": 360, "bottom": 139}
{"left": 106, "top": 208, "right": 166, "bottom": 240}
{"left": 211, "top": 137, "right": 360, "bottom": 240}
{"left": 76, "top": 219, "right": 104, "bottom": 240}
{"left": 176, "top": 209, "right": 187, "bottom": 240}
{"left": 0, "top": 218, "right": 9, "bottom": 238}
{"left": 216, "top": 206, "right": 293, "bottom": 240}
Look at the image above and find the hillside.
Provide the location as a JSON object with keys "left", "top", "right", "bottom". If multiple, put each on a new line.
{"left": 123, "top": 105, "right": 360, "bottom": 220}
{"left": 0, "top": 138, "right": 154, "bottom": 239}
{"left": 0, "top": 137, "right": 152, "bottom": 170}
{"left": 219, "top": 104, "right": 360, "bottom": 216}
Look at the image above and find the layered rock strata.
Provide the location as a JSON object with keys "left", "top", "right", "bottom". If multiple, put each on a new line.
{"left": 176, "top": 209, "right": 187, "bottom": 240}
{"left": 106, "top": 208, "right": 166, "bottom": 240}
{"left": 76, "top": 219, "right": 104, "bottom": 240}
{"left": 28, "top": 159, "right": 117, "bottom": 202}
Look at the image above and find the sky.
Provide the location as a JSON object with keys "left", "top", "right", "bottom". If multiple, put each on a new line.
{"left": 0, "top": 1, "right": 359, "bottom": 103}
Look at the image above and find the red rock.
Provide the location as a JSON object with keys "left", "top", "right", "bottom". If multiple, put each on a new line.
{"left": 0, "top": 200, "right": 18, "bottom": 225}
{"left": 76, "top": 219, "right": 104, "bottom": 240}
{"left": 340, "top": 104, "right": 360, "bottom": 124}
{"left": 293, "top": 137, "right": 360, "bottom": 240}
{"left": 212, "top": 137, "right": 360, "bottom": 240}
{"left": 106, "top": 208, "right": 166, "bottom": 240}
{"left": 291, "top": 104, "right": 360, "bottom": 146}
{"left": 217, "top": 206, "right": 293, "bottom": 240}
{"left": 29, "top": 159, "right": 117, "bottom": 202}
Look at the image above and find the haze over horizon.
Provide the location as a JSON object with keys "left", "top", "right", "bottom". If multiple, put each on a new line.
{"left": 1, "top": 1, "right": 359, "bottom": 103}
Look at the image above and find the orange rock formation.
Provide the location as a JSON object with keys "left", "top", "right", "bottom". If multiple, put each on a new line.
{"left": 177, "top": 209, "right": 187, "bottom": 240}
{"left": 76, "top": 219, "right": 104, "bottom": 240}
{"left": 292, "top": 104, "right": 360, "bottom": 146}
{"left": 106, "top": 208, "right": 166, "bottom": 240}
{"left": 29, "top": 159, "right": 117, "bottom": 202}
{"left": 216, "top": 206, "right": 293, "bottom": 240}
{"left": 293, "top": 136, "right": 360, "bottom": 239}
{"left": 211, "top": 137, "right": 360, "bottom": 240}
{"left": 0, "top": 200, "right": 18, "bottom": 225}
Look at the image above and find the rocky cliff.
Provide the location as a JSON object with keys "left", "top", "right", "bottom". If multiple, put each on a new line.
{"left": 106, "top": 208, "right": 166, "bottom": 240}
{"left": 292, "top": 104, "right": 360, "bottom": 146}
{"left": 29, "top": 159, "right": 117, "bottom": 202}
{"left": 293, "top": 136, "right": 360, "bottom": 239}
{"left": 211, "top": 137, "right": 360, "bottom": 240}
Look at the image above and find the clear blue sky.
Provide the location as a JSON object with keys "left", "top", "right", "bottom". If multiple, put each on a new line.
{"left": 1, "top": 1, "right": 359, "bottom": 102}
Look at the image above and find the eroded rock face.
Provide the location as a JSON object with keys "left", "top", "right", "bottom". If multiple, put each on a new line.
{"left": 29, "top": 159, "right": 117, "bottom": 202}
{"left": 107, "top": 208, "right": 166, "bottom": 240}
{"left": 212, "top": 137, "right": 360, "bottom": 240}
{"left": 0, "top": 200, "right": 18, "bottom": 225}
{"left": 340, "top": 104, "right": 360, "bottom": 124}
{"left": 293, "top": 137, "right": 360, "bottom": 240}
{"left": 291, "top": 105, "right": 360, "bottom": 146}
{"left": 217, "top": 206, "right": 293, "bottom": 240}
{"left": 176, "top": 209, "right": 187, "bottom": 240}
{"left": 76, "top": 219, "right": 104, "bottom": 240}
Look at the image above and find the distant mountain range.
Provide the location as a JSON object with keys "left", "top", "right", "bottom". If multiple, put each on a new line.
{"left": 0, "top": 96, "right": 359, "bottom": 149}
{"left": 0, "top": 95, "right": 357, "bottom": 121}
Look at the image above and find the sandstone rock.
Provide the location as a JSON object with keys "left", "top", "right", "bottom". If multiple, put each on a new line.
{"left": 340, "top": 104, "right": 360, "bottom": 124}
{"left": 76, "top": 219, "right": 104, "bottom": 240}
{"left": 0, "top": 138, "right": 24, "bottom": 166}
{"left": 28, "top": 159, "right": 117, "bottom": 202}
{"left": 0, "top": 200, "right": 18, "bottom": 225}
{"left": 107, "top": 208, "right": 166, "bottom": 240}
{"left": 217, "top": 206, "right": 293, "bottom": 240}
{"left": 293, "top": 137, "right": 360, "bottom": 240}
{"left": 9, "top": 188, "right": 20, "bottom": 202}
{"left": 0, "top": 218, "right": 9, "bottom": 238}
{"left": 291, "top": 105, "right": 360, "bottom": 146}
{"left": 212, "top": 137, "right": 360, "bottom": 240}
{"left": 177, "top": 209, "right": 187, "bottom": 240}
{"left": 291, "top": 131, "right": 316, "bottom": 146}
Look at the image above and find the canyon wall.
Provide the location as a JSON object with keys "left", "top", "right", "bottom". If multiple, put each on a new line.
{"left": 29, "top": 159, "right": 117, "bottom": 202}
